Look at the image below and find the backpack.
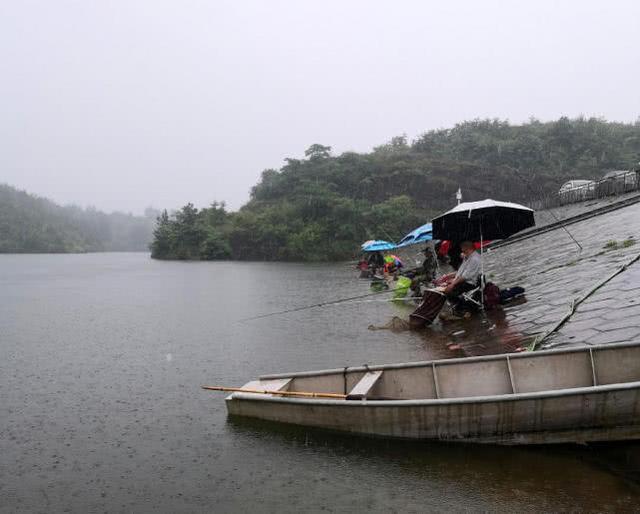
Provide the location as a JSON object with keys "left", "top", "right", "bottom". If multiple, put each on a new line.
{"left": 500, "top": 286, "right": 526, "bottom": 304}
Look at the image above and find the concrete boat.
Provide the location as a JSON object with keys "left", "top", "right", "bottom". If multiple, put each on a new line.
{"left": 224, "top": 341, "right": 640, "bottom": 445}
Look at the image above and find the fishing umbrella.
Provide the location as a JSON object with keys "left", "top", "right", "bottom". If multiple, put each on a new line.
{"left": 361, "top": 240, "right": 397, "bottom": 252}
{"left": 397, "top": 223, "right": 433, "bottom": 248}
{"left": 432, "top": 199, "right": 535, "bottom": 242}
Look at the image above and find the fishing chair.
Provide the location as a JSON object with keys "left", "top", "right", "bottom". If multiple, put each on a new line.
{"left": 457, "top": 275, "right": 486, "bottom": 312}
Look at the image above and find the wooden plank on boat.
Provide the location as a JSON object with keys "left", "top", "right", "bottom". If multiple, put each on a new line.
{"left": 237, "top": 378, "right": 292, "bottom": 395}
{"left": 347, "top": 371, "right": 383, "bottom": 400}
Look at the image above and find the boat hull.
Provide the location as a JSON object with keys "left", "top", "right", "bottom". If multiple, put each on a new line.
{"left": 226, "top": 384, "right": 640, "bottom": 445}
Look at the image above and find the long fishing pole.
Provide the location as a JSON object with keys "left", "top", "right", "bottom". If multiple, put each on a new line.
{"left": 316, "top": 296, "right": 423, "bottom": 306}
{"left": 507, "top": 165, "right": 583, "bottom": 251}
{"left": 239, "top": 287, "right": 405, "bottom": 322}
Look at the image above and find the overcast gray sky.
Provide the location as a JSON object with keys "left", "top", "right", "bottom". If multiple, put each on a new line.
{"left": 1, "top": 0, "right": 639, "bottom": 214}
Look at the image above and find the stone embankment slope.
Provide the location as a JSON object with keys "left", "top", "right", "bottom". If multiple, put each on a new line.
{"left": 483, "top": 199, "right": 640, "bottom": 350}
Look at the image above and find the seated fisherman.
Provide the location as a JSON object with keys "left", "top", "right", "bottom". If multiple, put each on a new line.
{"left": 442, "top": 240, "right": 482, "bottom": 308}
{"left": 420, "top": 245, "right": 438, "bottom": 282}
{"left": 367, "top": 251, "right": 385, "bottom": 272}
{"left": 409, "top": 245, "right": 438, "bottom": 297}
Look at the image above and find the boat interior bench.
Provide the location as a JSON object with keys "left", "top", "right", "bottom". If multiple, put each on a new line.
{"left": 346, "top": 370, "right": 383, "bottom": 400}
{"left": 237, "top": 378, "right": 292, "bottom": 395}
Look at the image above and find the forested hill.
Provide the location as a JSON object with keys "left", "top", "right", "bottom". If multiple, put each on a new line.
{"left": 0, "top": 184, "right": 156, "bottom": 253}
{"left": 151, "top": 117, "right": 640, "bottom": 261}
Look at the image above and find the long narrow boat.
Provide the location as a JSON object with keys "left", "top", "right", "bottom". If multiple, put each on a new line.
{"left": 221, "top": 341, "right": 640, "bottom": 445}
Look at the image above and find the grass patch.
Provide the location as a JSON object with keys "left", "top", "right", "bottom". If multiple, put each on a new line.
{"left": 602, "top": 237, "right": 636, "bottom": 251}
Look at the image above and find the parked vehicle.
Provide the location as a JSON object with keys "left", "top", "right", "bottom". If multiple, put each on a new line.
{"left": 597, "top": 169, "right": 639, "bottom": 196}
{"left": 558, "top": 179, "right": 596, "bottom": 204}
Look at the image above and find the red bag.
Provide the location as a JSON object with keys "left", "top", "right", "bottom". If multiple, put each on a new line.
{"left": 483, "top": 282, "right": 501, "bottom": 310}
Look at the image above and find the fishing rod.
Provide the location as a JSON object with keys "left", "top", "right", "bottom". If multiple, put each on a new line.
{"left": 507, "top": 165, "right": 583, "bottom": 251}
{"left": 239, "top": 287, "right": 414, "bottom": 322}
{"left": 318, "top": 296, "right": 423, "bottom": 306}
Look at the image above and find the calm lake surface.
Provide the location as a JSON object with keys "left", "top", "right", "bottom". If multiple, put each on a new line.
{"left": 2, "top": 253, "right": 640, "bottom": 512}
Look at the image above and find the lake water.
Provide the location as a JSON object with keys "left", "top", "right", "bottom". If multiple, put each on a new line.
{"left": 2, "top": 253, "right": 640, "bottom": 512}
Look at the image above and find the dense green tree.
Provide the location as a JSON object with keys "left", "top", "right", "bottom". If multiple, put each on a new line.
{"left": 199, "top": 227, "right": 231, "bottom": 259}
{"left": 150, "top": 210, "right": 173, "bottom": 258}
{"left": 304, "top": 144, "right": 332, "bottom": 160}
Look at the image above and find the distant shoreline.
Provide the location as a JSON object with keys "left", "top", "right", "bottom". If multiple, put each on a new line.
{"left": 0, "top": 250, "right": 151, "bottom": 255}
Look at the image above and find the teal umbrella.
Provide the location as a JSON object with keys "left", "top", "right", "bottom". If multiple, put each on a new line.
{"left": 397, "top": 223, "right": 433, "bottom": 247}
{"left": 361, "top": 240, "right": 397, "bottom": 252}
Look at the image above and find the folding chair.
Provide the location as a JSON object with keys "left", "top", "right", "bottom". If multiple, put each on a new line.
{"left": 459, "top": 275, "right": 485, "bottom": 311}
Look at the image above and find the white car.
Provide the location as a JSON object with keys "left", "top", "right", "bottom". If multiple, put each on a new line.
{"left": 558, "top": 179, "right": 596, "bottom": 203}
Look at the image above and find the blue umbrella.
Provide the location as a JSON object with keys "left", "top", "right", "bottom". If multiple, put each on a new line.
{"left": 361, "top": 240, "right": 397, "bottom": 252}
{"left": 397, "top": 223, "right": 433, "bottom": 248}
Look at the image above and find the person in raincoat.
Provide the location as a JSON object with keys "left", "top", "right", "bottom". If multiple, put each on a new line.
{"left": 409, "top": 244, "right": 438, "bottom": 296}
{"left": 420, "top": 245, "right": 437, "bottom": 281}
{"left": 383, "top": 255, "right": 403, "bottom": 274}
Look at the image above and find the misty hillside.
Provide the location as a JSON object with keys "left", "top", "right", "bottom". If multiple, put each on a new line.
{"left": 152, "top": 116, "right": 640, "bottom": 261}
{"left": 0, "top": 184, "right": 156, "bottom": 253}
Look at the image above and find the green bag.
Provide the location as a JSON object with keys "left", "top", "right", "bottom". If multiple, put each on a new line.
{"left": 392, "top": 276, "right": 412, "bottom": 300}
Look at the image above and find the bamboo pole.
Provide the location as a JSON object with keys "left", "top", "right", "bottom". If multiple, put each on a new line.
{"left": 201, "top": 385, "right": 347, "bottom": 399}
